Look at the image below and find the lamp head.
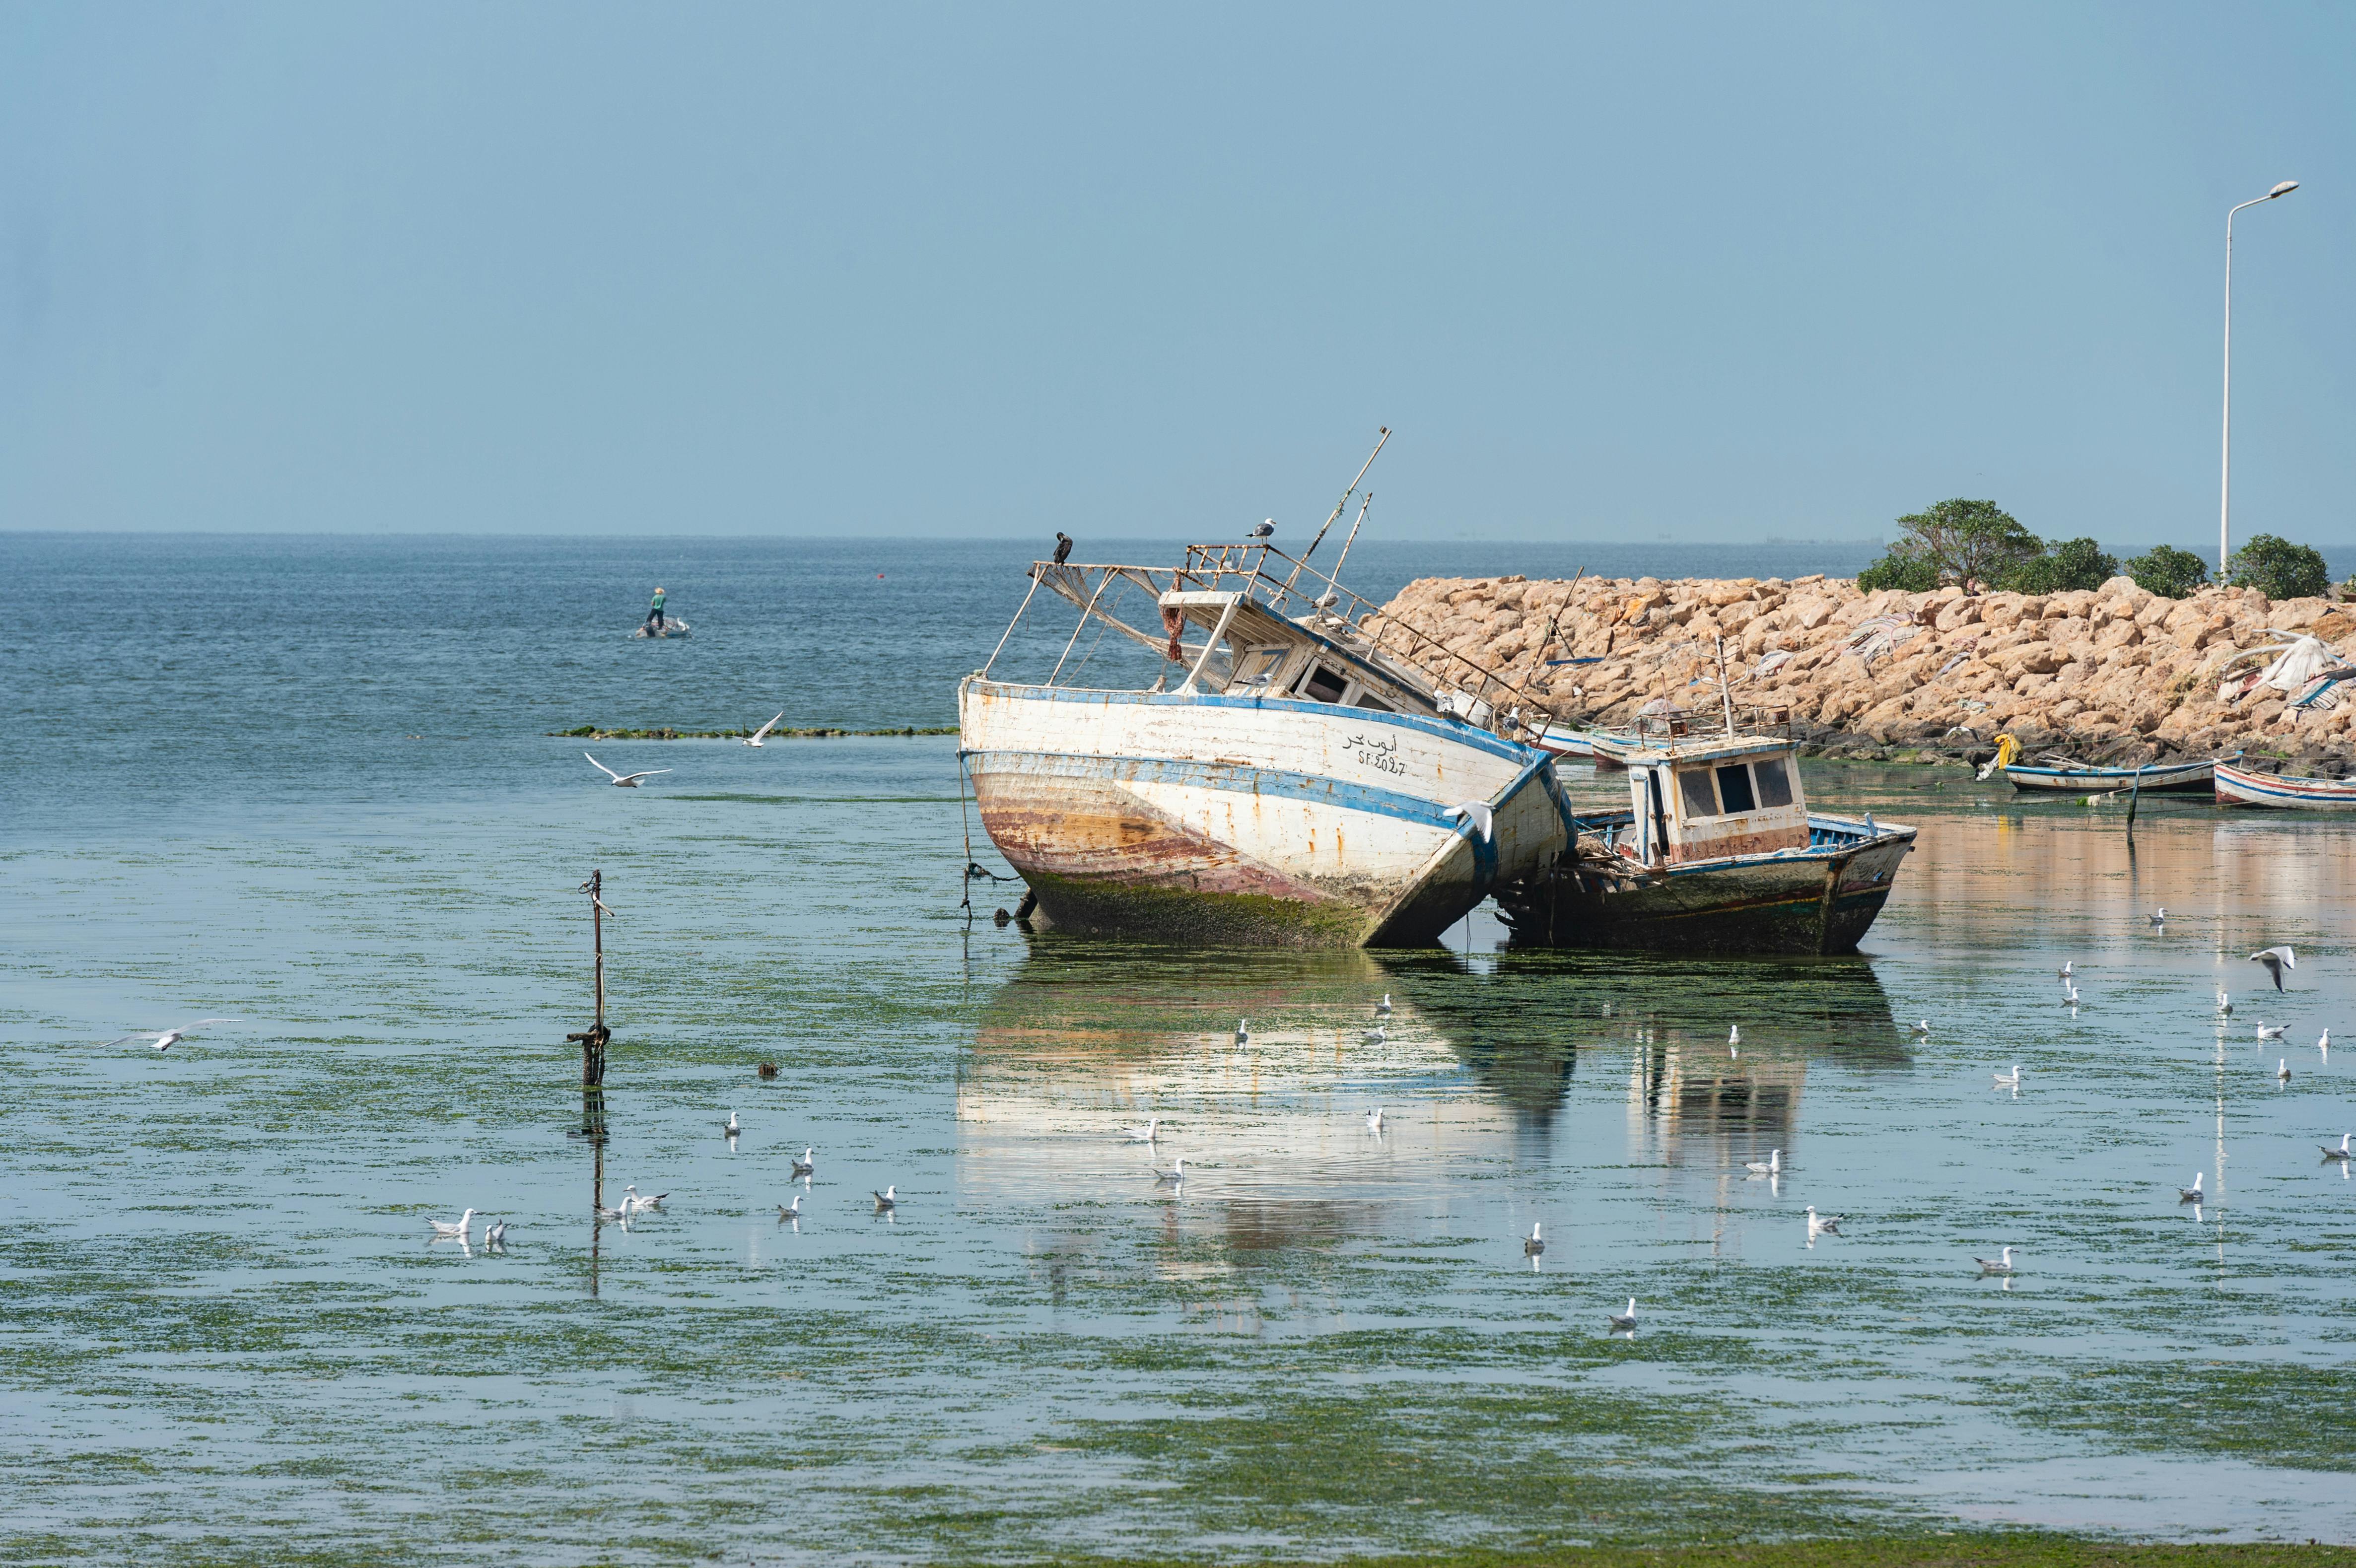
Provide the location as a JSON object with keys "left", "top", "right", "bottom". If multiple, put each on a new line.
{"left": 2268, "top": 181, "right": 2299, "bottom": 199}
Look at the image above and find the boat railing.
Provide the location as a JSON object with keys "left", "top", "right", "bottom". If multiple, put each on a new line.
{"left": 989, "top": 544, "right": 1550, "bottom": 732}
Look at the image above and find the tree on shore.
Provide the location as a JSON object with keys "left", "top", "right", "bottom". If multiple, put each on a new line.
{"left": 2122, "top": 545, "right": 2209, "bottom": 599}
{"left": 2226, "top": 534, "right": 2331, "bottom": 600}
{"left": 2008, "top": 537, "right": 2118, "bottom": 594}
{"left": 1856, "top": 498, "right": 2041, "bottom": 592}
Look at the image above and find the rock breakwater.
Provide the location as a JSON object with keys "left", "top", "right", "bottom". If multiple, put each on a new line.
{"left": 1369, "top": 573, "right": 2356, "bottom": 770}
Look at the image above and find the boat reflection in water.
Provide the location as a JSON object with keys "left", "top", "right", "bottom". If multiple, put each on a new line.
{"left": 958, "top": 941, "right": 1907, "bottom": 1294}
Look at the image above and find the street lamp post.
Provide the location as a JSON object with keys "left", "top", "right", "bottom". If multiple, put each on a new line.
{"left": 2219, "top": 180, "right": 2299, "bottom": 577}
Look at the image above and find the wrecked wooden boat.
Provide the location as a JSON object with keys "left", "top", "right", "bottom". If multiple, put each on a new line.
{"left": 1980, "top": 733, "right": 2231, "bottom": 795}
{"left": 958, "top": 529, "right": 1574, "bottom": 947}
{"left": 1495, "top": 726, "right": 1915, "bottom": 954}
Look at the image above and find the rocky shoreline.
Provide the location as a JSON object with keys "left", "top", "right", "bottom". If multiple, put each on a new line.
{"left": 1369, "top": 573, "right": 2356, "bottom": 775}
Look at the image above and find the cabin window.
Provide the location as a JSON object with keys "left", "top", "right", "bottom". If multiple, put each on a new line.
{"left": 1714, "top": 763, "right": 1757, "bottom": 814}
{"left": 1752, "top": 755, "right": 1795, "bottom": 808}
{"left": 1300, "top": 664, "right": 1349, "bottom": 704}
{"left": 1352, "top": 690, "right": 1393, "bottom": 712}
{"left": 1232, "top": 647, "right": 1288, "bottom": 694}
{"left": 1677, "top": 768, "right": 1718, "bottom": 819}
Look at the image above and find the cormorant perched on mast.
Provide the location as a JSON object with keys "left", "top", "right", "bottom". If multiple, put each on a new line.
{"left": 1052, "top": 532, "right": 1073, "bottom": 564}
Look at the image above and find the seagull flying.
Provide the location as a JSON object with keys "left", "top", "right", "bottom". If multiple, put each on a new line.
{"left": 791, "top": 1147, "right": 815, "bottom": 1176}
{"left": 428, "top": 1208, "right": 476, "bottom": 1240}
{"left": 1524, "top": 1223, "right": 1545, "bottom": 1256}
{"left": 2250, "top": 946, "right": 2296, "bottom": 991}
{"left": 106, "top": 1018, "right": 241, "bottom": 1052}
{"left": 1607, "top": 1298, "right": 1639, "bottom": 1333}
{"left": 1974, "top": 1246, "right": 2018, "bottom": 1276}
{"left": 1444, "top": 801, "right": 1496, "bottom": 843}
{"left": 1744, "top": 1149, "right": 1782, "bottom": 1177}
{"left": 2323, "top": 1134, "right": 2353, "bottom": 1162}
{"left": 2178, "top": 1172, "right": 2206, "bottom": 1204}
{"left": 743, "top": 712, "right": 785, "bottom": 747}
{"left": 585, "top": 752, "right": 672, "bottom": 788}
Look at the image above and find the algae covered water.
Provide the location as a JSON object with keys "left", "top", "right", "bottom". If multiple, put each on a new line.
{"left": 5, "top": 534, "right": 2356, "bottom": 1563}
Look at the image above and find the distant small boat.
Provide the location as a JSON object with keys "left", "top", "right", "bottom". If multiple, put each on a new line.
{"left": 2214, "top": 762, "right": 2356, "bottom": 811}
{"left": 2001, "top": 754, "right": 2231, "bottom": 795}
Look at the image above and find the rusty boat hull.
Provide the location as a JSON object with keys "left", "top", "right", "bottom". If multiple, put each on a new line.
{"left": 960, "top": 677, "right": 1571, "bottom": 947}
{"left": 1494, "top": 812, "right": 1916, "bottom": 955}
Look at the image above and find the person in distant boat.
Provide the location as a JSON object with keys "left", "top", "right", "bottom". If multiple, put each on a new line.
{"left": 645, "top": 585, "right": 667, "bottom": 635}
{"left": 1053, "top": 532, "right": 1073, "bottom": 565}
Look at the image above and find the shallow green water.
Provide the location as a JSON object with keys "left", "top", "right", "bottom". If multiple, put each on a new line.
{"left": 7, "top": 735, "right": 2356, "bottom": 1563}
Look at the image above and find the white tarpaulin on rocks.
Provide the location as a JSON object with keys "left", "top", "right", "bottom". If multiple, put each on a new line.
{"left": 2218, "top": 635, "right": 2356, "bottom": 721}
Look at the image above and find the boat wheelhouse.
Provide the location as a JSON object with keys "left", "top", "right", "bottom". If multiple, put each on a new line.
{"left": 1495, "top": 722, "right": 1915, "bottom": 954}
{"left": 959, "top": 540, "right": 1573, "bottom": 947}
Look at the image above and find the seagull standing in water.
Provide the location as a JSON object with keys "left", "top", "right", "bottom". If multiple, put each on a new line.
{"left": 1124, "top": 1119, "right": 1159, "bottom": 1144}
{"left": 1974, "top": 1246, "right": 2018, "bottom": 1276}
{"left": 2217, "top": 990, "right": 2234, "bottom": 1016}
{"left": 2178, "top": 1172, "right": 2207, "bottom": 1204}
{"left": 2057, "top": 961, "right": 2075, "bottom": 982}
{"left": 2318, "top": 1029, "right": 2332, "bottom": 1063}
{"left": 1729, "top": 1025, "right": 1742, "bottom": 1046}
{"left": 106, "top": 1019, "right": 241, "bottom": 1052}
{"left": 791, "top": 1147, "right": 815, "bottom": 1177}
{"left": 2322, "top": 1134, "right": 2353, "bottom": 1162}
{"left": 872, "top": 1185, "right": 898, "bottom": 1213}
{"left": 585, "top": 753, "right": 672, "bottom": 788}
{"left": 742, "top": 712, "right": 785, "bottom": 747}
{"left": 1523, "top": 1223, "right": 1545, "bottom": 1257}
{"left": 1744, "top": 1149, "right": 1782, "bottom": 1178}
{"left": 722, "top": 1111, "right": 742, "bottom": 1137}
{"left": 623, "top": 1184, "right": 668, "bottom": 1213}
{"left": 2148, "top": 907, "right": 2168, "bottom": 926}
{"left": 1607, "top": 1298, "right": 1639, "bottom": 1333}
{"left": 1365, "top": 1108, "right": 1385, "bottom": 1134}
{"left": 485, "top": 1220, "right": 509, "bottom": 1248}
{"left": 1376, "top": 994, "right": 1392, "bottom": 1016}
{"left": 2257, "top": 1022, "right": 2287, "bottom": 1041}
{"left": 1912, "top": 1020, "right": 1932, "bottom": 1037}
{"left": 777, "top": 1194, "right": 804, "bottom": 1222}
{"left": 2063, "top": 982, "right": 2081, "bottom": 1007}
{"left": 2250, "top": 947, "right": 2296, "bottom": 991}
{"left": 2279, "top": 1058, "right": 2292, "bottom": 1083}
{"left": 428, "top": 1208, "right": 476, "bottom": 1241}
{"left": 1805, "top": 1206, "right": 1843, "bottom": 1238}
{"left": 1154, "top": 1158, "right": 1187, "bottom": 1187}
{"left": 1993, "top": 1064, "right": 2022, "bottom": 1090}
{"left": 1233, "top": 1019, "right": 1250, "bottom": 1048}
{"left": 1363, "top": 1024, "right": 1388, "bottom": 1045}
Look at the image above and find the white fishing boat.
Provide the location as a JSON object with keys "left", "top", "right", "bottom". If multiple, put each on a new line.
{"left": 1496, "top": 721, "right": 1915, "bottom": 954}
{"left": 959, "top": 448, "right": 1572, "bottom": 946}
{"left": 2214, "top": 761, "right": 2356, "bottom": 811}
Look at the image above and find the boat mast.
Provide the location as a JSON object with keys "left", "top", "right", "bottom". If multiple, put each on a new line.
{"left": 1280, "top": 427, "right": 1389, "bottom": 603}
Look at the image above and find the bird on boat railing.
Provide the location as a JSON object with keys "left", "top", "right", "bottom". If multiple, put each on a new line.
{"left": 1249, "top": 520, "right": 1275, "bottom": 539}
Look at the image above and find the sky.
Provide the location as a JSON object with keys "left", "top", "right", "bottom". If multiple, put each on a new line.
{"left": 0, "top": 3, "right": 2348, "bottom": 547}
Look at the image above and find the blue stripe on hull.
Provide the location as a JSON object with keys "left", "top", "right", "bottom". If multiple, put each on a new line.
{"left": 964, "top": 748, "right": 1473, "bottom": 832}
{"left": 965, "top": 679, "right": 1539, "bottom": 764}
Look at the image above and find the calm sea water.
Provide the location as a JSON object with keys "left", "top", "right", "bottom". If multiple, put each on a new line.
{"left": 4, "top": 533, "right": 2355, "bottom": 1564}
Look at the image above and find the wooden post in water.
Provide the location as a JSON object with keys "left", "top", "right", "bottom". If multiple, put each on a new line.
{"left": 2126, "top": 766, "right": 2145, "bottom": 840}
{"left": 565, "top": 870, "right": 612, "bottom": 1087}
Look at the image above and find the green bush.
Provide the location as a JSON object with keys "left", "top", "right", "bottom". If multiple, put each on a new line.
{"left": 1856, "top": 544, "right": 1941, "bottom": 593}
{"left": 2006, "top": 537, "right": 2119, "bottom": 594}
{"left": 2122, "top": 544, "right": 2211, "bottom": 599}
{"left": 2226, "top": 534, "right": 2331, "bottom": 601}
